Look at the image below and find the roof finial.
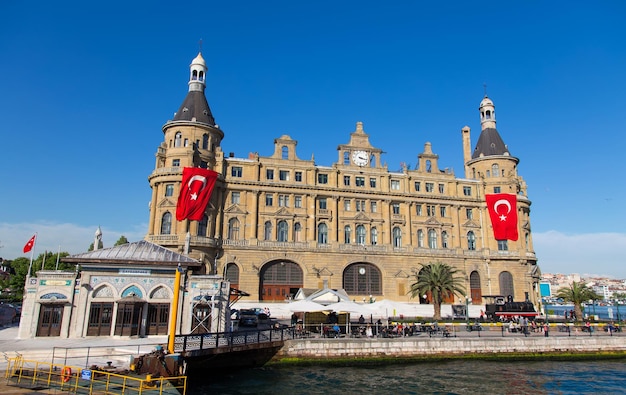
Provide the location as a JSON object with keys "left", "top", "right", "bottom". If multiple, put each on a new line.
{"left": 483, "top": 83, "right": 488, "bottom": 97}
{"left": 199, "top": 38, "right": 203, "bottom": 53}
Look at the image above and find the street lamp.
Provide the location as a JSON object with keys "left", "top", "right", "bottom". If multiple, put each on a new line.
{"left": 466, "top": 296, "right": 472, "bottom": 325}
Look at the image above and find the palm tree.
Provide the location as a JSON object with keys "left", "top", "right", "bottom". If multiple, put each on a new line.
{"left": 555, "top": 281, "right": 602, "bottom": 322}
{"left": 408, "top": 262, "right": 466, "bottom": 320}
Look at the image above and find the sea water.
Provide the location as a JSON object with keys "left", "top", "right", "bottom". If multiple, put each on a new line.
{"left": 191, "top": 359, "right": 626, "bottom": 394}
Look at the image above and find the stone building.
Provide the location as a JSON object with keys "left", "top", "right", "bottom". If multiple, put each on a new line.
{"left": 18, "top": 240, "right": 230, "bottom": 338}
{"left": 146, "top": 52, "right": 541, "bottom": 307}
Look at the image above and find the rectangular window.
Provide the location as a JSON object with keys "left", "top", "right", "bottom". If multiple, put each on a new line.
{"left": 463, "top": 186, "right": 472, "bottom": 196}
{"left": 356, "top": 177, "right": 365, "bottom": 187}
{"left": 319, "top": 198, "right": 327, "bottom": 209}
{"left": 231, "top": 166, "right": 242, "bottom": 177}
{"left": 498, "top": 240, "right": 508, "bottom": 251}
{"left": 425, "top": 182, "right": 434, "bottom": 192}
{"left": 466, "top": 208, "right": 473, "bottom": 220}
{"left": 440, "top": 206, "right": 447, "bottom": 217}
{"left": 344, "top": 199, "right": 351, "bottom": 211}
{"left": 279, "top": 170, "right": 289, "bottom": 181}
{"left": 231, "top": 191, "right": 240, "bottom": 205}
{"left": 416, "top": 204, "right": 423, "bottom": 216}
{"left": 294, "top": 195, "right": 302, "bottom": 208}
{"left": 438, "top": 184, "right": 445, "bottom": 193}
{"left": 172, "top": 159, "right": 180, "bottom": 167}
{"left": 392, "top": 203, "right": 400, "bottom": 214}
{"left": 391, "top": 180, "right": 400, "bottom": 190}
{"left": 414, "top": 182, "right": 421, "bottom": 192}
{"left": 370, "top": 178, "right": 377, "bottom": 188}
{"left": 344, "top": 175, "right": 350, "bottom": 186}
{"left": 356, "top": 200, "right": 365, "bottom": 212}
{"left": 165, "top": 184, "right": 174, "bottom": 197}
{"left": 266, "top": 169, "right": 274, "bottom": 180}
{"left": 295, "top": 171, "right": 302, "bottom": 182}
{"left": 318, "top": 174, "right": 328, "bottom": 184}
{"left": 427, "top": 205, "right": 436, "bottom": 216}
{"left": 278, "top": 195, "right": 289, "bottom": 207}
{"left": 494, "top": 186, "right": 501, "bottom": 193}
{"left": 265, "top": 194, "right": 273, "bottom": 206}
{"left": 370, "top": 201, "right": 377, "bottom": 213}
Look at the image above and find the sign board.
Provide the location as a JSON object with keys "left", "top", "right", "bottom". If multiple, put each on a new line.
{"left": 80, "top": 369, "right": 92, "bottom": 381}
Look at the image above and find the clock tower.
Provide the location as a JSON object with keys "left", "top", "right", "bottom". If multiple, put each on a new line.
{"left": 337, "top": 122, "right": 383, "bottom": 167}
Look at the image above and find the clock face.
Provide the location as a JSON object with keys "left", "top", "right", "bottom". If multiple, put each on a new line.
{"left": 351, "top": 150, "right": 369, "bottom": 166}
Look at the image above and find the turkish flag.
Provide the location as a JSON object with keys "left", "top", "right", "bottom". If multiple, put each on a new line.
{"left": 485, "top": 194, "right": 519, "bottom": 241}
{"left": 176, "top": 167, "right": 219, "bottom": 221}
{"left": 23, "top": 234, "right": 36, "bottom": 253}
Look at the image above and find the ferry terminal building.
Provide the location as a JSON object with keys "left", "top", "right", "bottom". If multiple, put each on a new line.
{"left": 18, "top": 52, "right": 540, "bottom": 338}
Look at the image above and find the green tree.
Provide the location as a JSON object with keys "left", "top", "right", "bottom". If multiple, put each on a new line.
{"left": 114, "top": 235, "right": 129, "bottom": 246}
{"left": 408, "top": 262, "right": 466, "bottom": 320}
{"left": 555, "top": 281, "right": 602, "bottom": 322}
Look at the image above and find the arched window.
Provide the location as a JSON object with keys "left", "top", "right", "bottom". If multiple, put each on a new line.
{"left": 344, "top": 151, "right": 350, "bottom": 164}
{"left": 317, "top": 223, "right": 328, "bottom": 244}
{"left": 441, "top": 231, "right": 449, "bottom": 248}
{"left": 174, "top": 132, "right": 182, "bottom": 148}
{"left": 392, "top": 227, "right": 402, "bottom": 248}
{"left": 499, "top": 271, "right": 514, "bottom": 300}
{"left": 492, "top": 164, "right": 499, "bottom": 177}
{"left": 428, "top": 229, "right": 438, "bottom": 249}
{"left": 198, "top": 215, "right": 208, "bottom": 236}
{"left": 370, "top": 227, "right": 378, "bottom": 245}
{"left": 225, "top": 263, "right": 239, "bottom": 285}
{"left": 417, "top": 229, "right": 424, "bottom": 248}
{"left": 467, "top": 231, "right": 476, "bottom": 250}
{"left": 192, "top": 70, "right": 198, "bottom": 80}
{"left": 470, "top": 271, "right": 482, "bottom": 302}
{"left": 198, "top": 70, "right": 204, "bottom": 81}
{"left": 228, "top": 218, "right": 240, "bottom": 240}
{"left": 294, "top": 222, "right": 302, "bottom": 242}
{"left": 356, "top": 225, "right": 366, "bottom": 245}
{"left": 344, "top": 225, "right": 351, "bottom": 244}
{"left": 264, "top": 221, "right": 273, "bottom": 241}
{"left": 161, "top": 212, "right": 172, "bottom": 234}
{"left": 278, "top": 220, "right": 288, "bottom": 242}
{"left": 343, "top": 263, "right": 382, "bottom": 295}
{"left": 426, "top": 160, "right": 432, "bottom": 172}
{"left": 202, "top": 134, "right": 209, "bottom": 149}
{"left": 282, "top": 146, "right": 289, "bottom": 159}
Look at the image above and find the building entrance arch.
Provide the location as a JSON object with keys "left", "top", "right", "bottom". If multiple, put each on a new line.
{"left": 259, "top": 260, "right": 303, "bottom": 301}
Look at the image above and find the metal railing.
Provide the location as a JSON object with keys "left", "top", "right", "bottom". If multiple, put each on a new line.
{"left": 5, "top": 356, "right": 187, "bottom": 394}
{"left": 174, "top": 326, "right": 293, "bottom": 353}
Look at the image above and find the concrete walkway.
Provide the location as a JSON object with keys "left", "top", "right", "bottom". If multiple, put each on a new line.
{"left": 0, "top": 324, "right": 167, "bottom": 372}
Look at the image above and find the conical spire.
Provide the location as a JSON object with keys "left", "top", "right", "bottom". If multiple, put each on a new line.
{"left": 472, "top": 96, "right": 510, "bottom": 159}
{"left": 173, "top": 52, "right": 216, "bottom": 125}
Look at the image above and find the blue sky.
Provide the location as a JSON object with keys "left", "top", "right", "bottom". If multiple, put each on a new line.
{"left": 1, "top": 1, "right": 625, "bottom": 277}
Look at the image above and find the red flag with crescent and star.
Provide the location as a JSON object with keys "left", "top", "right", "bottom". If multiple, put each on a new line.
{"left": 176, "top": 167, "right": 219, "bottom": 221}
{"left": 485, "top": 193, "right": 518, "bottom": 241}
{"left": 23, "top": 234, "right": 36, "bottom": 253}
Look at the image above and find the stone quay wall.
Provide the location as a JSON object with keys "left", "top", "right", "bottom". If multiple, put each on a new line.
{"left": 274, "top": 337, "right": 626, "bottom": 361}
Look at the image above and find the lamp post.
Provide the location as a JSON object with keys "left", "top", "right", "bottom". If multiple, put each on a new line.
{"left": 466, "top": 296, "right": 472, "bottom": 325}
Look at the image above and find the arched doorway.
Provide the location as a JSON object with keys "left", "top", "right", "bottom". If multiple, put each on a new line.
{"left": 225, "top": 263, "right": 240, "bottom": 302}
{"left": 342, "top": 263, "right": 382, "bottom": 296}
{"left": 259, "top": 260, "right": 303, "bottom": 301}
{"left": 499, "top": 271, "right": 514, "bottom": 300}
{"left": 470, "top": 271, "right": 482, "bottom": 303}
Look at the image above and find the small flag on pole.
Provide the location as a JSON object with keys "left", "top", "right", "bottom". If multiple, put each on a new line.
{"left": 23, "top": 234, "right": 37, "bottom": 253}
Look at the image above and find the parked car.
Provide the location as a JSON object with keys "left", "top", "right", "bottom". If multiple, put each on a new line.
{"left": 238, "top": 309, "right": 259, "bottom": 327}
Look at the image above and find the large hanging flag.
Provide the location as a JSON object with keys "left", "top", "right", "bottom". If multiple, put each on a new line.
{"left": 176, "top": 167, "right": 219, "bottom": 221}
{"left": 485, "top": 193, "right": 519, "bottom": 241}
{"left": 23, "top": 234, "right": 37, "bottom": 253}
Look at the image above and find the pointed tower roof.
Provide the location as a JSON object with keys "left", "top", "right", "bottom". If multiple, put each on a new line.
{"left": 471, "top": 95, "right": 511, "bottom": 159}
{"left": 173, "top": 52, "right": 216, "bottom": 125}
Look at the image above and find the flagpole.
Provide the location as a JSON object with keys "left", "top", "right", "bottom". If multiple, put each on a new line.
{"left": 55, "top": 245, "right": 61, "bottom": 270}
{"left": 27, "top": 233, "right": 37, "bottom": 277}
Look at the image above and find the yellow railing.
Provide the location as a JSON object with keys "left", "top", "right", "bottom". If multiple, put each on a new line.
{"left": 5, "top": 356, "right": 187, "bottom": 394}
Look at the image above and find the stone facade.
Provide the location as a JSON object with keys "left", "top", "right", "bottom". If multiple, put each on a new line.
{"left": 145, "top": 52, "right": 540, "bottom": 308}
